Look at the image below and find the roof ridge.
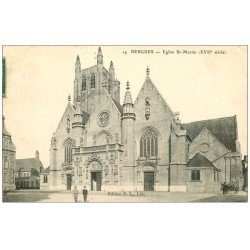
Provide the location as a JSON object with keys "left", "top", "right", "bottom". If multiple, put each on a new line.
{"left": 16, "top": 158, "right": 37, "bottom": 161}
{"left": 184, "top": 115, "right": 236, "bottom": 125}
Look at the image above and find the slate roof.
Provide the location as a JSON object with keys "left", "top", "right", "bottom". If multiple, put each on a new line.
{"left": 16, "top": 158, "right": 43, "bottom": 173}
{"left": 111, "top": 98, "right": 123, "bottom": 114}
{"left": 182, "top": 116, "right": 237, "bottom": 152}
{"left": 188, "top": 153, "right": 217, "bottom": 169}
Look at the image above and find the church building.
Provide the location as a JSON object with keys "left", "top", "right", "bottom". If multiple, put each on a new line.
{"left": 46, "top": 47, "right": 243, "bottom": 193}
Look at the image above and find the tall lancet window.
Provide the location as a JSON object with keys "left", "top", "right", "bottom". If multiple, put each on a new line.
{"left": 64, "top": 138, "right": 75, "bottom": 164}
{"left": 145, "top": 98, "right": 150, "bottom": 120}
{"left": 108, "top": 80, "right": 111, "bottom": 94}
{"left": 82, "top": 75, "right": 86, "bottom": 91}
{"left": 140, "top": 128, "right": 158, "bottom": 158}
{"left": 91, "top": 73, "right": 96, "bottom": 89}
{"left": 66, "top": 117, "right": 70, "bottom": 133}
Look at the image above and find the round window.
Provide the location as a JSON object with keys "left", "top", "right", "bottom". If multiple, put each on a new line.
{"left": 98, "top": 111, "right": 110, "bottom": 127}
{"left": 199, "top": 143, "right": 210, "bottom": 153}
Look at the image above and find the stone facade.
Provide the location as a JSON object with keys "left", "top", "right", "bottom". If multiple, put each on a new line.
{"left": 2, "top": 116, "right": 16, "bottom": 191}
{"left": 242, "top": 155, "right": 248, "bottom": 191}
{"left": 46, "top": 47, "right": 244, "bottom": 193}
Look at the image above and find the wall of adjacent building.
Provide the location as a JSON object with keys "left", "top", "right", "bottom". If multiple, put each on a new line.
{"left": 3, "top": 134, "right": 16, "bottom": 191}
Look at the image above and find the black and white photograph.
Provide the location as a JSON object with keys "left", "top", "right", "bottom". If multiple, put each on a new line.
{"left": 2, "top": 46, "right": 247, "bottom": 202}
{"left": 0, "top": 1, "right": 249, "bottom": 250}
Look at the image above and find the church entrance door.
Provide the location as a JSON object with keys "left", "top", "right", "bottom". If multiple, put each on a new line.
{"left": 91, "top": 172, "right": 102, "bottom": 191}
{"left": 144, "top": 172, "right": 154, "bottom": 191}
{"left": 66, "top": 174, "right": 72, "bottom": 190}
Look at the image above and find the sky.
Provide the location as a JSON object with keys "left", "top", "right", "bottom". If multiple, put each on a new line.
{"left": 2, "top": 46, "right": 247, "bottom": 167}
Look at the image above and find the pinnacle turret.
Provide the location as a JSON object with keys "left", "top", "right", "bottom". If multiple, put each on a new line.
{"left": 109, "top": 60, "right": 114, "bottom": 69}
{"left": 75, "top": 96, "right": 82, "bottom": 114}
{"left": 98, "top": 47, "right": 102, "bottom": 54}
{"left": 122, "top": 81, "right": 135, "bottom": 120}
{"left": 109, "top": 60, "right": 115, "bottom": 79}
{"left": 123, "top": 81, "right": 133, "bottom": 105}
{"left": 72, "top": 96, "right": 84, "bottom": 146}
{"left": 97, "top": 47, "right": 103, "bottom": 65}
{"left": 75, "top": 55, "right": 81, "bottom": 74}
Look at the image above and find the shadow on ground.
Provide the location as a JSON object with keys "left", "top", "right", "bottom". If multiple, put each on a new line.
{"left": 194, "top": 194, "right": 247, "bottom": 202}
{"left": 3, "top": 193, "right": 49, "bottom": 202}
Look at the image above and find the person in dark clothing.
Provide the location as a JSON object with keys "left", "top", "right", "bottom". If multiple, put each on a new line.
{"left": 82, "top": 186, "right": 88, "bottom": 202}
{"left": 222, "top": 182, "right": 227, "bottom": 195}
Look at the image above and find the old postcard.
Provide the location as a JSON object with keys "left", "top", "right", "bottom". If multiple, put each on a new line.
{"left": 2, "top": 46, "right": 247, "bottom": 202}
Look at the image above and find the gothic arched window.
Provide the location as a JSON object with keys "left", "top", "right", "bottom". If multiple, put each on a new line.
{"left": 91, "top": 73, "right": 95, "bottom": 89}
{"left": 145, "top": 98, "right": 150, "bottom": 120}
{"left": 64, "top": 138, "right": 75, "bottom": 164}
{"left": 140, "top": 128, "right": 158, "bottom": 157}
{"left": 82, "top": 75, "right": 86, "bottom": 91}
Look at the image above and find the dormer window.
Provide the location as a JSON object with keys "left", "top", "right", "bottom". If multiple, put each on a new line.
{"left": 145, "top": 98, "right": 150, "bottom": 120}
{"left": 91, "top": 73, "right": 95, "bottom": 89}
{"left": 82, "top": 75, "right": 86, "bottom": 91}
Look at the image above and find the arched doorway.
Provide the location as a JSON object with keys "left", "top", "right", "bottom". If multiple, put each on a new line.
{"left": 143, "top": 166, "right": 155, "bottom": 191}
{"left": 88, "top": 158, "right": 103, "bottom": 191}
{"left": 144, "top": 172, "right": 154, "bottom": 191}
{"left": 91, "top": 171, "right": 102, "bottom": 191}
{"left": 65, "top": 170, "right": 73, "bottom": 190}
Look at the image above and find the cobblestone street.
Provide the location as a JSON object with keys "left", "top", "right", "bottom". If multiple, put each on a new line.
{"left": 3, "top": 190, "right": 247, "bottom": 203}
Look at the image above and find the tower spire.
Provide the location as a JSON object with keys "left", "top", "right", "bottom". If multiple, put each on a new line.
{"left": 123, "top": 81, "right": 133, "bottom": 105}
{"left": 110, "top": 60, "right": 114, "bottom": 69}
{"left": 97, "top": 47, "right": 103, "bottom": 66}
{"left": 75, "top": 55, "right": 81, "bottom": 74}
{"left": 109, "top": 60, "right": 115, "bottom": 79}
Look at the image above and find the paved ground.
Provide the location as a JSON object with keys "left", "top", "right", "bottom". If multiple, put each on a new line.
{"left": 2, "top": 190, "right": 247, "bottom": 203}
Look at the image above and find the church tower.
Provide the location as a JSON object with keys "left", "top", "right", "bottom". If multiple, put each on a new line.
{"left": 121, "top": 81, "right": 136, "bottom": 188}
{"left": 73, "top": 47, "right": 121, "bottom": 112}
